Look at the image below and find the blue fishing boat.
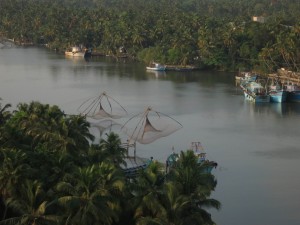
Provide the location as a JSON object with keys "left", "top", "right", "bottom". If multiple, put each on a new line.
{"left": 120, "top": 142, "right": 152, "bottom": 178}
{"left": 166, "top": 142, "right": 217, "bottom": 174}
{"left": 121, "top": 156, "right": 152, "bottom": 178}
{"left": 284, "top": 83, "right": 300, "bottom": 102}
{"left": 269, "top": 90, "right": 288, "bottom": 103}
{"left": 268, "top": 83, "right": 288, "bottom": 103}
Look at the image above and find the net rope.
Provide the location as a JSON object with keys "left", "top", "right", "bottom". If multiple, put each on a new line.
{"left": 77, "top": 91, "right": 127, "bottom": 120}
{"left": 121, "top": 106, "right": 183, "bottom": 144}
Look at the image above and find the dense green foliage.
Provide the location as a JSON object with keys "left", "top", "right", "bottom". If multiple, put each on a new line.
{"left": 0, "top": 100, "right": 220, "bottom": 225}
{"left": 1, "top": 0, "right": 300, "bottom": 71}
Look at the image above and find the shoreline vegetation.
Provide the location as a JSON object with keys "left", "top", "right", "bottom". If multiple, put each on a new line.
{"left": 1, "top": 0, "right": 300, "bottom": 73}
{"left": 0, "top": 100, "right": 221, "bottom": 225}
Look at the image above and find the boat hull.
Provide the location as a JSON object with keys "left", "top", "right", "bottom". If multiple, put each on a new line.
{"left": 146, "top": 66, "right": 166, "bottom": 71}
{"left": 269, "top": 90, "right": 288, "bottom": 103}
{"left": 284, "top": 84, "right": 300, "bottom": 102}
{"left": 121, "top": 156, "right": 150, "bottom": 178}
{"left": 287, "top": 91, "right": 300, "bottom": 102}
{"left": 65, "top": 51, "right": 85, "bottom": 57}
{"left": 65, "top": 46, "right": 92, "bottom": 58}
{"left": 243, "top": 91, "right": 270, "bottom": 103}
{"left": 146, "top": 62, "right": 166, "bottom": 71}
{"left": 243, "top": 81, "right": 270, "bottom": 103}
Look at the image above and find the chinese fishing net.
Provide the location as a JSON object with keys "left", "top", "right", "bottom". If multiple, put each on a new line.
{"left": 77, "top": 92, "right": 127, "bottom": 120}
{"left": 121, "top": 106, "right": 183, "bottom": 144}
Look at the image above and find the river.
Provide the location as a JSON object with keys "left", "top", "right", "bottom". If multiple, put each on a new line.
{"left": 1, "top": 46, "right": 300, "bottom": 225}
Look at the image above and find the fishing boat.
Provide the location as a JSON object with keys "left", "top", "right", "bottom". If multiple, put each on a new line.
{"left": 114, "top": 142, "right": 152, "bottom": 178}
{"left": 236, "top": 71, "right": 260, "bottom": 82}
{"left": 121, "top": 153, "right": 152, "bottom": 178}
{"left": 268, "top": 83, "right": 288, "bottom": 103}
{"left": 146, "top": 62, "right": 166, "bottom": 71}
{"left": 166, "top": 142, "right": 217, "bottom": 174}
{"left": 65, "top": 46, "right": 92, "bottom": 58}
{"left": 239, "top": 74, "right": 259, "bottom": 92}
{"left": 243, "top": 81, "right": 270, "bottom": 103}
{"left": 268, "top": 89, "right": 288, "bottom": 103}
{"left": 266, "top": 78, "right": 288, "bottom": 103}
{"left": 284, "top": 83, "right": 300, "bottom": 102}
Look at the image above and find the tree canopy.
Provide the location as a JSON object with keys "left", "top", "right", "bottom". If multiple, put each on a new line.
{"left": 0, "top": 100, "right": 220, "bottom": 225}
{"left": 1, "top": 0, "right": 299, "bottom": 71}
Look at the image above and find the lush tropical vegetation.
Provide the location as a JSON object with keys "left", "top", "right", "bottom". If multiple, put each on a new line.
{"left": 0, "top": 100, "right": 220, "bottom": 225}
{"left": 1, "top": 0, "right": 300, "bottom": 71}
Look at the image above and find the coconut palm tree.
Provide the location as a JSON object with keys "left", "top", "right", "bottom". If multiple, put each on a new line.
{"left": 0, "top": 99, "right": 11, "bottom": 146}
{"left": 1, "top": 102, "right": 65, "bottom": 150}
{"left": 131, "top": 162, "right": 167, "bottom": 225}
{"left": 3, "top": 102, "right": 94, "bottom": 157}
{"left": 0, "top": 99, "right": 11, "bottom": 126}
{"left": 167, "top": 150, "right": 221, "bottom": 225}
{"left": 158, "top": 182, "right": 190, "bottom": 225}
{"left": 62, "top": 115, "right": 94, "bottom": 156}
{"left": 99, "top": 132, "right": 127, "bottom": 167}
{"left": 0, "top": 148, "right": 29, "bottom": 221}
{"left": 0, "top": 179, "right": 59, "bottom": 225}
{"left": 56, "top": 162, "right": 125, "bottom": 225}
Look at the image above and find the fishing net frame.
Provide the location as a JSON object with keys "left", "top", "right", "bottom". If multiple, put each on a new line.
{"left": 77, "top": 91, "right": 127, "bottom": 120}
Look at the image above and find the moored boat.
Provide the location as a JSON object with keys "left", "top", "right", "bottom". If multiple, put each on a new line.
{"left": 268, "top": 89, "right": 288, "bottom": 103}
{"left": 243, "top": 81, "right": 270, "bottom": 103}
{"left": 146, "top": 62, "right": 166, "bottom": 71}
{"left": 267, "top": 79, "right": 288, "bottom": 103}
{"left": 65, "top": 46, "right": 92, "bottom": 58}
{"left": 121, "top": 156, "right": 152, "bottom": 178}
{"left": 119, "top": 142, "right": 152, "bottom": 178}
{"left": 166, "top": 142, "right": 217, "bottom": 174}
{"left": 284, "top": 83, "right": 300, "bottom": 102}
{"left": 236, "top": 71, "right": 259, "bottom": 82}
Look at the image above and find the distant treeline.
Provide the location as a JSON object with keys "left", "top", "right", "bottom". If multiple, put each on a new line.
{"left": 1, "top": 0, "right": 300, "bottom": 71}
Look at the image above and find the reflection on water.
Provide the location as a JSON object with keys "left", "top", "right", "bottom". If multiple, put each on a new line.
{"left": 146, "top": 70, "right": 167, "bottom": 79}
{"left": 247, "top": 101, "right": 300, "bottom": 117}
{"left": 89, "top": 119, "right": 123, "bottom": 143}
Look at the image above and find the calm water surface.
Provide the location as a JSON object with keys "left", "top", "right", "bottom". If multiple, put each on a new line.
{"left": 1, "top": 47, "right": 300, "bottom": 225}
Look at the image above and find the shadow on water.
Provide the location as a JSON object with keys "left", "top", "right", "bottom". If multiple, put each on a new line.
{"left": 162, "top": 70, "right": 235, "bottom": 86}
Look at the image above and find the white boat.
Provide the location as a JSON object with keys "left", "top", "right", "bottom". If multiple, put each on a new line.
{"left": 235, "top": 71, "right": 252, "bottom": 81}
{"left": 236, "top": 71, "right": 259, "bottom": 82}
{"left": 243, "top": 81, "right": 270, "bottom": 103}
{"left": 65, "top": 46, "right": 92, "bottom": 57}
{"left": 146, "top": 62, "right": 166, "bottom": 71}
